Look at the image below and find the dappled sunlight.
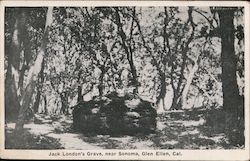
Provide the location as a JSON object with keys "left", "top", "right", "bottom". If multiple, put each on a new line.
{"left": 5, "top": 107, "right": 244, "bottom": 149}
{"left": 173, "top": 118, "right": 206, "bottom": 127}
{"left": 162, "top": 140, "right": 178, "bottom": 146}
{"left": 5, "top": 123, "right": 15, "bottom": 129}
{"left": 47, "top": 133, "right": 101, "bottom": 149}
{"left": 199, "top": 134, "right": 228, "bottom": 144}
{"left": 25, "top": 123, "right": 55, "bottom": 135}
{"left": 156, "top": 121, "right": 167, "bottom": 131}
{"left": 77, "top": 135, "right": 130, "bottom": 149}
{"left": 133, "top": 140, "right": 155, "bottom": 149}
{"left": 179, "top": 128, "right": 199, "bottom": 136}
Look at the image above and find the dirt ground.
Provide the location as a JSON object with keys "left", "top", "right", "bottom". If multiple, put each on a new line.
{"left": 5, "top": 108, "right": 243, "bottom": 149}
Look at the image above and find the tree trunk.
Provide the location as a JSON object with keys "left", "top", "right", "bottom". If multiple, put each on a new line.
{"left": 128, "top": 58, "right": 138, "bottom": 92}
{"left": 33, "top": 57, "right": 45, "bottom": 113}
{"left": 5, "top": 8, "right": 25, "bottom": 121}
{"left": 14, "top": 7, "right": 53, "bottom": 132}
{"left": 44, "top": 96, "right": 48, "bottom": 114}
{"left": 156, "top": 73, "right": 167, "bottom": 110}
{"left": 170, "top": 93, "right": 182, "bottom": 110}
{"left": 114, "top": 8, "right": 138, "bottom": 93}
{"left": 77, "top": 85, "right": 83, "bottom": 102}
{"left": 17, "top": 63, "right": 27, "bottom": 96}
{"left": 17, "top": 24, "right": 30, "bottom": 96}
{"left": 15, "top": 82, "right": 35, "bottom": 131}
{"left": 169, "top": 69, "right": 182, "bottom": 110}
{"left": 218, "top": 7, "right": 244, "bottom": 145}
{"left": 218, "top": 8, "right": 240, "bottom": 114}
{"left": 77, "top": 71, "right": 83, "bottom": 102}
{"left": 33, "top": 90, "right": 41, "bottom": 113}
{"left": 98, "top": 67, "right": 105, "bottom": 96}
{"left": 170, "top": 7, "right": 196, "bottom": 111}
{"left": 60, "top": 93, "right": 69, "bottom": 114}
{"left": 9, "top": 8, "right": 25, "bottom": 70}
{"left": 180, "top": 57, "right": 200, "bottom": 108}
{"left": 5, "top": 64, "right": 20, "bottom": 121}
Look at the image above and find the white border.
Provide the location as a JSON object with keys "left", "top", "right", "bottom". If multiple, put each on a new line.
{"left": 0, "top": 1, "right": 249, "bottom": 160}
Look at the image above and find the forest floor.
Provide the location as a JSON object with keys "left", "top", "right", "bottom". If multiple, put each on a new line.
{"left": 5, "top": 108, "right": 243, "bottom": 149}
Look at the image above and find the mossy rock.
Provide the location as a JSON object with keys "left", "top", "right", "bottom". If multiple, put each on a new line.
{"left": 72, "top": 93, "right": 156, "bottom": 135}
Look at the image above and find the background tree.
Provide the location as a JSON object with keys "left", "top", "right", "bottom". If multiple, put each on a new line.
{"left": 14, "top": 7, "right": 54, "bottom": 132}
{"left": 5, "top": 8, "right": 48, "bottom": 120}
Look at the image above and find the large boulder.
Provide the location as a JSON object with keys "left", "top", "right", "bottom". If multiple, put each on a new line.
{"left": 72, "top": 92, "right": 157, "bottom": 135}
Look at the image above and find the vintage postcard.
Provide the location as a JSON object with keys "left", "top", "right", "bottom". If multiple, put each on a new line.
{"left": 0, "top": 0, "right": 249, "bottom": 160}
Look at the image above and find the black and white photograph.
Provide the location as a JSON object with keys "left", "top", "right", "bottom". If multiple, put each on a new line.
{"left": 0, "top": 1, "right": 249, "bottom": 160}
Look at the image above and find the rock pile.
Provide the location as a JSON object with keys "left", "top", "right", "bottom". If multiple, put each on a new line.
{"left": 72, "top": 92, "right": 157, "bottom": 135}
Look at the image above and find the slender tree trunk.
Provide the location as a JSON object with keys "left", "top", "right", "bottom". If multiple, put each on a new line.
{"left": 17, "top": 27, "right": 30, "bottom": 96}
{"left": 128, "top": 58, "right": 138, "bottom": 92}
{"left": 169, "top": 69, "right": 182, "bottom": 110}
{"left": 17, "top": 64, "right": 26, "bottom": 96}
{"left": 169, "top": 8, "right": 195, "bottom": 111}
{"left": 77, "top": 71, "right": 83, "bottom": 102}
{"left": 33, "top": 57, "right": 45, "bottom": 113}
{"left": 60, "top": 94, "right": 65, "bottom": 114}
{"left": 77, "top": 85, "right": 83, "bottom": 102}
{"left": 98, "top": 68, "right": 105, "bottom": 96}
{"left": 60, "top": 93, "right": 69, "bottom": 114}
{"left": 180, "top": 57, "right": 200, "bottom": 108}
{"left": 114, "top": 8, "right": 138, "bottom": 93}
{"left": 43, "top": 96, "right": 47, "bottom": 114}
{"left": 14, "top": 7, "right": 53, "bottom": 132}
{"left": 170, "top": 93, "right": 182, "bottom": 110}
{"left": 33, "top": 90, "right": 41, "bottom": 113}
{"left": 156, "top": 73, "right": 167, "bottom": 110}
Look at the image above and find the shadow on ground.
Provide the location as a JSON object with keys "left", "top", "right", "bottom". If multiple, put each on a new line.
{"left": 76, "top": 108, "right": 243, "bottom": 149}
{"left": 5, "top": 128, "right": 63, "bottom": 149}
{"left": 5, "top": 108, "right": 244, "bottom": 149}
